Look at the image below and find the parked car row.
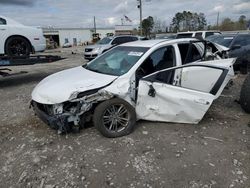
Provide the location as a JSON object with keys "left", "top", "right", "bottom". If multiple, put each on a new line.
{"left": 84, "top": 31, "right": 250, "bottom": 74}
{"left": 83, "top": 31, "right": 221, "bottom": 60}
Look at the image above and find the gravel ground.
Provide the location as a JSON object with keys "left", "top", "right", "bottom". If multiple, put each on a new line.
{"left": 0, "top": 48, "right": 249, "bottom": 188}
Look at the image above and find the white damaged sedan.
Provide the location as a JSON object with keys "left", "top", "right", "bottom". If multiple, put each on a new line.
{"left": 31, "top": 39, "right": 235, "bottom": 137}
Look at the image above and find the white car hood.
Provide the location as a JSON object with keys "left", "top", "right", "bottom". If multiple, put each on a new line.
{"left": 32, "top": 66, "right": 117, "bottom": 104}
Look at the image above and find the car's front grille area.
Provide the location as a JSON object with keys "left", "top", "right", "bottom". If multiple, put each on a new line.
{"left": 85, "top": 48, "right": 93, "bottom": 52}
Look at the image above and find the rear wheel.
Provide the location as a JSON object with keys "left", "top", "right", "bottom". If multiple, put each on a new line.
{"left": 5, "top": 36, "right": 31, "bottom": 57}
{"left": 93, "top": 98, "right": 136, "bottom": 138}
{"left": 240, "top": 74, "right": 250, "bottom": 113}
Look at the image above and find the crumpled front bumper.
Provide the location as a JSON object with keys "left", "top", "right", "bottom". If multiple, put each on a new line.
{"left": 31, "top": 101, "right": 70, "bottom": 132}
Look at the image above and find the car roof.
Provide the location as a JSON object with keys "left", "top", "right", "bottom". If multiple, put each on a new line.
{"left": 120, "top": 38, "right": 198, "bottom": 48}
{"left": 209, "top": 33, "right": 250, "bottom": 39}
{"left": 177, "top": 30, "right": 220, "bottom": 34}
{"left": 177, "top": 32, "right": 195, "bottom": 34}
{"left": 112, "top": 35, "right": 138, "bottom": 39}
{"left": 102, "top": 35, "right": 138, "bottom": 40}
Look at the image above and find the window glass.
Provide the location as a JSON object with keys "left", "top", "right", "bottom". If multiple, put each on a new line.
{"left": 207, "top": 35, "right": 234, "bottom": 48}
{"left": 195, "top": 32, "right": 202, "bottom": 38}
{"left": 112, "top": 37, "right": 124, "bottom": 45}
{"left": 205, "top": 32, "right": 214, "bottom": 38}
{"left": 0, "top": 18, "right": 6, "bottom": 25}
{"left": 136, "top": 46, "right": 175, "bottom": 85}
{"left": 176, "top": 33, "right": 193, "bottom": 39}
{"left": 234, "top": 35, "right": 250, "bottom": 47}
{"left": 96, "top": 37, "right": 112, "bottom": 44}
{"left": 131, "top": 37, "right": 138, "bottom": 41}
{"left": 120, "top": 37, "right": 129, "bottom": 43}
{"left": 140, "top": 46, "right": 175, "bottom": 75}
{"left": 123, "top": 37, "right": 137, "bottom": 43}
{"left": 84, "top": 46, "right": 149, "bottom": 76}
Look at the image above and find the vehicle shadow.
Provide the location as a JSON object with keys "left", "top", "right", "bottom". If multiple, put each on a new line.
{"left": 0, "top": 72, "right": 51, "bottom": 88}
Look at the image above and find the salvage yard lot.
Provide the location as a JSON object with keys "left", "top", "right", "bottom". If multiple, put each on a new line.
{"left": 0, "top": 48, "right": 249, "bottom": 188}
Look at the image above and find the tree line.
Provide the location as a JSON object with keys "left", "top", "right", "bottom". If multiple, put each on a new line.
{"left": 140, "top": 11, "right": 250, "bottom": 37}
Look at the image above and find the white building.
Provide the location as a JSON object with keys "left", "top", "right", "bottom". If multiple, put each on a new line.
{"left": 43, "top": 27, "right": 115, "bottom": 47}
{"left": 115, "top": 25, "right": 134, "bottom": 35}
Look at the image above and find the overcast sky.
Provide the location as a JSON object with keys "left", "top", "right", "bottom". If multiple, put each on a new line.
{"left": 0, "top": 0, "right": 249, "bottom": 28}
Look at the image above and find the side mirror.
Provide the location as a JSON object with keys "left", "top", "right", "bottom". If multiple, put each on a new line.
{"left": 231, "top": 45, "right": 241, "bottom": 50}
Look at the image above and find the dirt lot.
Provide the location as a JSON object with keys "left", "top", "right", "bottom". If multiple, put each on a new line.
{"left": 0, "top": 48, "right": 249, "bottom": 188}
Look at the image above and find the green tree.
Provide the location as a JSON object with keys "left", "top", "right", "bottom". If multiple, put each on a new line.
{"left": 237, "top": 15, "right": 247, "bottom": 30}
{"left": 142, "top": 16, "right": 154, "bottom": 38}
{"left": 220, "top": 18, "right": 235, "bottom": 31}
{"left": 171, "top": 11, "right": 207, "bottom": 32}
{"left": 212, "top": 15, "right": 249, "bottom": 31}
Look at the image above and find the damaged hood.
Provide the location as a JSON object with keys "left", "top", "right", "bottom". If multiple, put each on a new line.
{"left": 32, "top": 66, "right": 117, "bottom": 104}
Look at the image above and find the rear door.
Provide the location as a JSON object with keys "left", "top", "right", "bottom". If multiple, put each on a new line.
{"left": 135, "top": 59, "right": 235, "bottom": 124}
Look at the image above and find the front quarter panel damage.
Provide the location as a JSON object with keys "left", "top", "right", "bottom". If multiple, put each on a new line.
{"left": 32, "top": 90, "right": 114, "bottom": 133}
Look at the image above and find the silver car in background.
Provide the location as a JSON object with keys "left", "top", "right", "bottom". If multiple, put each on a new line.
{"left": 84, "top": 35, "right": 138, "bottom": 60}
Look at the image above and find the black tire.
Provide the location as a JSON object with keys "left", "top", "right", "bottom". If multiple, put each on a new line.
{"left": 93, "top": 98, "right": 136, "bottom": 138}
{"left": 240, "top": 74, "right": 250, "bottom": 113}
{"left": 5, "top": 36, "right": 31, "bottom": 57}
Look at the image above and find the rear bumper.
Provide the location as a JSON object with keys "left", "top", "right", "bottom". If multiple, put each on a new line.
{"left": 33, "top": 43, "right": 46, "bottom": 52}
{"left": 32, "top": 36, "right": 46, "bottom": 52}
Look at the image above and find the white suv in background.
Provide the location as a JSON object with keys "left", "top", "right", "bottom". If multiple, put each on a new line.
{"left": 84, "top": 35, "right": 138, "bottom": 60}
{"left": 0, "top": 16, "right": 46, "bottom": 56}
{"left": 176, "top": 31, "right": 221, "bottom": 39}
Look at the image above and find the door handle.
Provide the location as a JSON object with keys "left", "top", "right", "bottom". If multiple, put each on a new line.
{"left": 0, "top": 29, "right": 6, "bottom": 31}
{"left": 194, "top": 99, "right": 210, "bottom": 105}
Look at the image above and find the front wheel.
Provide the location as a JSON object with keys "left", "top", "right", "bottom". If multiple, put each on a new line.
{"left": 93, "top": 98, "right": 136, "bottom": 138}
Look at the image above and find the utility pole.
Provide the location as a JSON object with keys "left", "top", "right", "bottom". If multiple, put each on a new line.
{"left": 94, "top": 16, "right": 96, "bottom": 33}
{"left": 137, "top": 0, "right": 142, "bottom": 36}
{"left": 216, "top": 12, "right": 220, "bottom": 30}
